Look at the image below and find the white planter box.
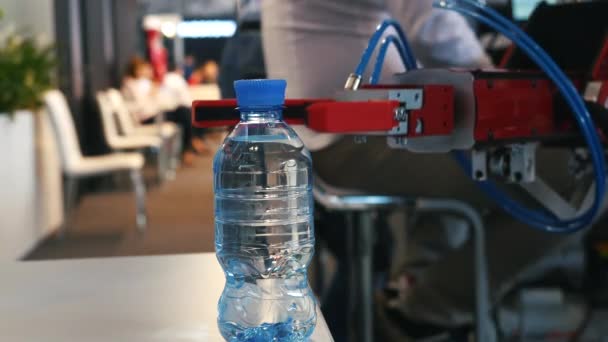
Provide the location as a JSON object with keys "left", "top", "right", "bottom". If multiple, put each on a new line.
{"left": 0, "top": 110, "right": 63, "bottom": 260}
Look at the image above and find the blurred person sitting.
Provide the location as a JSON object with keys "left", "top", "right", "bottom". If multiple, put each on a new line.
{"left": 187, "top": 60, "right": 222, "bottom": 103}
{"left": 163, "top": 61, "right": 212, "bottom": 155}
{"left": 163, "top": 61, "right": 193, "bottom": 109}
{"left": 122, "top": 56, "right": 197, "bottom": 165}
{"left": 202, "top": 60, "right": 220, "bottom": 84}
{"left": 188, "top": 60, "right": 220, "bottom": 85}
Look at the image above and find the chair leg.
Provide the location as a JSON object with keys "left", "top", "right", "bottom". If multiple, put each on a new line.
{"left": 156, "top": 145, "right": 167, "bottom": 184}
{"left": 170, "top": 129, "right": 183, "bottom": 173}
{"left": 164, "top": 141, "right": 173, "bottom": 181}
{"left": 166, "top": 133, "right": 178, "bottom": 179}
{"left": 158, "top": 133, "right": 179, "bottom": 182}
{"left": 112, "top": 150, "right": 131, "bottom": 188}
{"left": 130, "top": 169, "right": 148, "bottom": 233}
{"left": 60, "top": 176, "right": 79, "bottom": 238}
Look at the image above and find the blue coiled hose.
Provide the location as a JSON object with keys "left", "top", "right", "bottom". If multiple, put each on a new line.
{"left": 354, "top": 19, "right": 417, "bottom": 77}
{"left": 359, "top": 1, "right": 606, "bottom": 232}
{"left": 435, "top": 0, "right": 606, "bottom": 232}
{"left": 370, "top": 35, "right": 410, "bottom": 84}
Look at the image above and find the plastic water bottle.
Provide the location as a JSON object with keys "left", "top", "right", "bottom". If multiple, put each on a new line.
{"left": 214, "top": 79, "right": 317, "bottom": 341}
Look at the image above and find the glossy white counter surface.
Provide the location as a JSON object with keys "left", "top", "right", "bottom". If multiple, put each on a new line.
{"left": 0, "top": 253, "right": 333, "bottom": 341}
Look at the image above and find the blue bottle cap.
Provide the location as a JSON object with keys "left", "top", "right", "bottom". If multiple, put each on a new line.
{"left": 234, "top": 79, "right": 287, "bottom": 108}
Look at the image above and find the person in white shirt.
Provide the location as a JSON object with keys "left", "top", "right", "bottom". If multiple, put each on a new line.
{"left": 164, "top": 61, "right": 214, "bottom": 156}
{"left": 122, "top": 57, "right": 196, "bottom": 164}
{"left": 162, "top": 70, "right": 193, "bottom": 109}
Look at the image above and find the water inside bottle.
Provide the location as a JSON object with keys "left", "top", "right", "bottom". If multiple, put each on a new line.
{"left": 214, "top": 130, "right": 316, "bottom": 341}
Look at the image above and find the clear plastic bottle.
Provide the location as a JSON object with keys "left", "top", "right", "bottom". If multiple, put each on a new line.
{"left": 214, "top": 79, "right": 316, "bottom": 341}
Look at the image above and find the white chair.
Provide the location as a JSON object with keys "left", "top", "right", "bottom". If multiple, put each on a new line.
{"left": 105, "top": 88, "right": 180, "bottom": 139}
{"left": 44, "top": 90, "right": 147, "bottom": 233}
{"left": 97, "top": 91, "right": 174, "bottom": 181}
{"left": 96, "top": 92, "right": 163, "bottom": 151}
{"left": 104, "top": 89, "right": 182, "bottom": 179}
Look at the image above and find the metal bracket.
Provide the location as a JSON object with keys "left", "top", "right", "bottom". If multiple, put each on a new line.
{"left": 520, "top": 178, "right": 577, "bottom": 219}
{"left": 386, "top": 89, "right": 424, "bottom": 142}
{"left": 507, "top": 143, "right": 537, "bottom": 183}
{"left": 388, "top": 106, "right": 409, "bottom": 136}
{"left": 388, "top": 89, "right": 423, "bottom": 110}
{"left": 474, "top": 143, "right": 537, "bottom": 183}
{"left": 472, "top": 150, "right": 488, "bottom": 181}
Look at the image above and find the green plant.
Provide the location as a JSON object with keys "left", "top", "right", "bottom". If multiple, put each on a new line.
{"left": 0, "top": 34, "right": 56, "bottom": 116}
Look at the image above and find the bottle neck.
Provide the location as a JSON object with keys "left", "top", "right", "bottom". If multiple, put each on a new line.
{"left": 239, "top": 106, "right": 283, "bottom": 121}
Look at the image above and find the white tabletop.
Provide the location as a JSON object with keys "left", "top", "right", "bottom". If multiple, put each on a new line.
{"left": 0, "top": 253, "right": 334, "bottom": 342}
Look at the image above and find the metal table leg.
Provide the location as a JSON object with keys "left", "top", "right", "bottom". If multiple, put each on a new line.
{"left": 313, "top": 182, "right": 496, "bottom": 341}
{"left": 416, "top": 199, "right": 497, "bottom": 342}
{"left": 348, "top": 211, "right": 375, "bottom": 342}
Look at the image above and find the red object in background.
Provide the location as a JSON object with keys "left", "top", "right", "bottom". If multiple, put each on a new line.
{"left": 592, "top": 36, "right": 608, "bottom": 81}
{"left": 598, "top": 81, "right": 608, "bottom": 107}
{"left": 499, "top": 44, "right": 516, "bottom": 68}
{"left": 146, "top": 30, "right": 167, "bottom": 82}
{"left": 474, "top": 78, "right": 555, "bottom": 141}
{"left": 188, "top": 74, "right": 202, "bottom": 86}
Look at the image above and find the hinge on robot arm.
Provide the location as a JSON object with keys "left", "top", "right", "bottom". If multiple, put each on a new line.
{"left": 471, "top": 143, "right": 538, "bottom": 183}
{"left": 387, "top": 89, "right": 423, "bottom": 137}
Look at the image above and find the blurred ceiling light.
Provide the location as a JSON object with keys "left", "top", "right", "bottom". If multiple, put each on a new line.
{"left": 176, "top": 20, "right": 237, "bottom": 39}
{"left": 143, "top": 14, "right": 182, "bottom": 31}
{"left": 512, "top": 0, "right": 557, "bottom": 21}
{"left": 161, "top": 22, "right": 177, "bottom": 38}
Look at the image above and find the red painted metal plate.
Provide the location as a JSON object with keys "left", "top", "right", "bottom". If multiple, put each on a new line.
{"left": 474, "top": 78, "right": 554, "bottom": 141}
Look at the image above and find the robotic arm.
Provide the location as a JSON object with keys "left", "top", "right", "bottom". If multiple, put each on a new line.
{"left": 193, "top": 0, "right": 608, "bottom": 234}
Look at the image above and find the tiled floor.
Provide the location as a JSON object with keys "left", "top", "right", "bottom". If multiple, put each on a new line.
{"left": 25, "top": 139, "right": 221, "bottom": 261}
